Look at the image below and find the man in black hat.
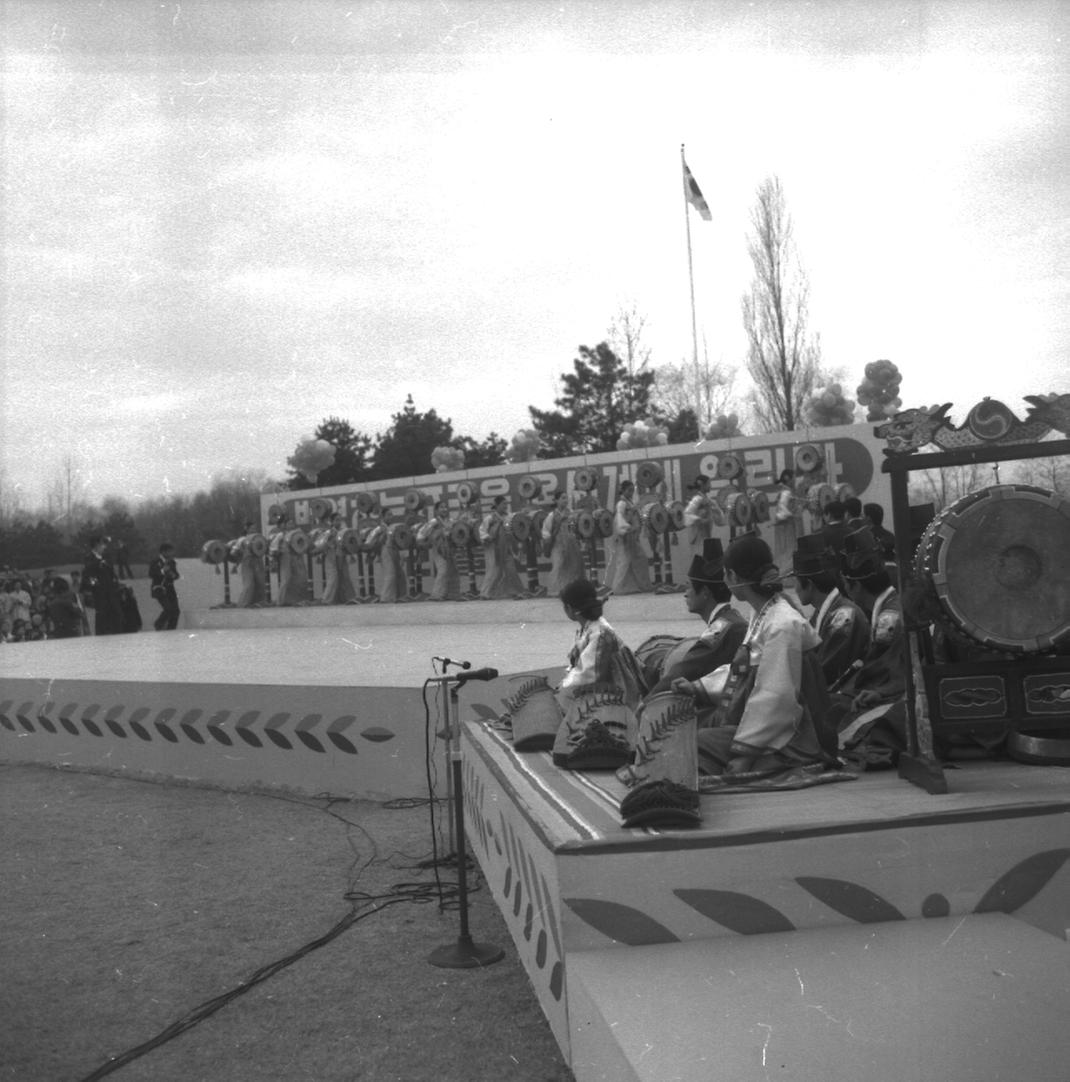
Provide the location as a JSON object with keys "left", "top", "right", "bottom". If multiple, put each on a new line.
{"left": 643, "top": 538, "right": 747, "bottom": 697}
{"left": 828, "top": 525, "right": 908, "bottom": 766}
{"left": 792, "top": 532, "right": 870, "bottom": 688}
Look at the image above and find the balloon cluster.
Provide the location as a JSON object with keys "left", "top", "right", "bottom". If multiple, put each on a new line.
{"left": 856, "top": 360, "right": 903, "bottom": 421}
{"left": 804, "top": 383, "right": 856, "bottom": 427}
{"left": 703, "top": 413, "right": 743, "bottom": 441}
{"left": 505, "top": 428, "right": 542, "bottom": 463}
{"left": 287, "top": 437, "right": 336, "bottom": 482}
{"left": 616, "top": 419, "right": 669, "bottom": 451}
{"left": 430, "top": 445, "right": 465, "bottom": 473}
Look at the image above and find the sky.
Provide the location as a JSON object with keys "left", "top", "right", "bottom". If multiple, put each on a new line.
{"left": 2, "top": 0, "right": 1068, "bottom": 509}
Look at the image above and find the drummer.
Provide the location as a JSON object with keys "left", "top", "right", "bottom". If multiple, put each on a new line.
{"left": 643, "top": 538, "right": 747, "bottom": 700}
{"left": 682, "top": 473, "right": 717, "bottom": 556}
{"left": 230, "top": 521, "right": 267, "bottom": 608}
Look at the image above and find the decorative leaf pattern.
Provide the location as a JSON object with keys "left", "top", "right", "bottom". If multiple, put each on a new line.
{"left": 974, "top": 849, "right": 1070, "bottom": 914}
{"left": 564, "top": 898, "right": 679, "bottom": 945}
{"left": 795, "top": 877, "right": 905, "bottom": 923}
{"left": 675, "top": 889, "right": 796, "bottom": 935}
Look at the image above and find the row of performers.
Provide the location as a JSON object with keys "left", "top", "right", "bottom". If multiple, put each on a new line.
{"left": 220, "top": 483, "right": 736, "bottom": 608}
{"left": 497, "top": 521, "right": 912, "bottom": 829}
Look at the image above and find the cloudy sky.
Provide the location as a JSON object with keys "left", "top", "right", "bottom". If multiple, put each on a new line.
{"left": 2, "top": 0, "right": 1067, "bottom": 507}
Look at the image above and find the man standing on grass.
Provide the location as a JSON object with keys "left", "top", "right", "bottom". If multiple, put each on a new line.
{"left": 149, "top": 542, "right": 181, "bottom": 631}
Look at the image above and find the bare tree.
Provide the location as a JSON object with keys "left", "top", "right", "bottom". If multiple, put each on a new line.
{"left": 742, "top": 176, "right": 821, "bottom": 432}
{"left": 606, "top": 303, "right": 653, "bottom": 380}
{"left": 653, "top": 348, "right": 737, "bottom": 428}
{"left": 908, "top": 463, "right": 991, "bottom": 513}
{"left": 1007, "top": 453, "right": 1070, "bottom": 496}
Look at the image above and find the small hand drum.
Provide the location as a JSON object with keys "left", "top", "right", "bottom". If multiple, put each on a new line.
{"left": 916, "top": 484, "right": 1070, "bottom": 653}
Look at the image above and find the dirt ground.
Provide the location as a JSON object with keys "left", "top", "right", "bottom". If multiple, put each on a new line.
{"left": 0, "top": 763, "right": 574, "bottom": 1082}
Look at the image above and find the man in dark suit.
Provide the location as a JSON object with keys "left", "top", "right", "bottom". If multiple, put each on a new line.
{"left": 82, "top": 535, "right": 124, "bottom": 634}
{"left": 148, "top": 542, "right": 181, "bottom": 631}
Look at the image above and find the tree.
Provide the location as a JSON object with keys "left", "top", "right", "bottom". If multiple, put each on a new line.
{"left": 373, "top": 395, "right": 455, "bottom": 480}
{"left": 529, "top": 342, "right": 656, "bottom": 457}
{"left": 908, "top": 463, "right": 991, "bottom": 513}
{"left": 1008, "top": 453, "right": 1070, "bottom": 496}
{"left": 288, "top": 416, "right": 374, "bottom": 490}
{"left": 653, "top": 351, "right": 737, "bottom": 430}
{"left": 606, "top": 303, "right": 653, "bottom": 379}
{"left": 741, "top": 176, "right": 821, "bottom": 432}
{"left": 453, "top": 432, "right": 507, "bottom": 470}
{"left": 664, "top": 407, "right": 700, "bottom": 445}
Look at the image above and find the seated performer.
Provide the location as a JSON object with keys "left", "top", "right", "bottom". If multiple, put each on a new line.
{"left": 606, "top": 480, "right": 652, "bottom": 595}
{"left": 829, "top": 525, "right": 908, "bottom": 766}
{"left": 640, "top": 538, "right": 747, "bottom": 698}
{"left": 422, "top": 500, "right": 465, "bottom": 601}
{"left": 792, "top": 532, "right": 870, "bottom": 688}
{"left": 551, "top": 578, "right": 643, "bottom": 770}
{"left": 673, "top": 534, "right": 838, "bottom": 776}
{"left": 541, "top": 490, "right": 585, "bottom": 595}
{"left": 479, "top": 495, "right": 527, "bottom": 599}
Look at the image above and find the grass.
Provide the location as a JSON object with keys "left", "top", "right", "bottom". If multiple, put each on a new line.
{"left": 0, "top": 763, "right": 574, "bottom": 1082}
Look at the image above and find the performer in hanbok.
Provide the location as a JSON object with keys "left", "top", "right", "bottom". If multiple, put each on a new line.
{"left": 318, "top": 512, "right": 359, "bottom": 604}
{"left": 421, "top": 501, "right": 465, "bottom": 601}
{"left": 229, "top": 522, "right": 267, "bottom": 608}
{"left": 682, "top": 473, "right": 718, "bottom": 556}
{"left": 551, "top": 578, "right": 643, "bottom": 770}
{"left": 606, "top": 480, "right": 652, "bottom": 595}
{"left": 541, "top": 490, "right": 585, "bottom": 596}
{"left": 268, "top": 513, "right": 309, "bottom": 607}
{"left": 365, "top": 508, "right": 407, "bottom": 602}
{"left": 771, "top": 468, "right": 801, "bottom": 571}
{"left": 673, "top": 534, "right": 838, "bottom": 776}
{"left": 791, "top": 532, "right": 870, "bottom": 688}
{"left": 478, "top": 495, "right": 526, "bottom": 599}
{"left": 642, "top": 538, "right": 748, "bottom": 699}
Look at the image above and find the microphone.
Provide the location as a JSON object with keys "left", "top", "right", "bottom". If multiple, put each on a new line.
{"left": 455, "top": 666, "right": 499, "bottom": 686}
{"left": 433, "top": 657, "right": 472, "bottom": 670}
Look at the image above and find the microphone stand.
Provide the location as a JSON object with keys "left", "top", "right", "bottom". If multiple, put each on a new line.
{"left": 426, "top": 670, "right": 505, "bottom": 969}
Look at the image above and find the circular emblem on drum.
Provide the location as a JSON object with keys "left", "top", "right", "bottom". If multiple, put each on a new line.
{"left": 574, "top": 510, "right": 596, "bottom": 538}
{"left": 517, "top": 476, "right": 543, "bottom": 500}
{"left": 635, "top": 461, "right": 664, "bottom": 489}
{"left": 389, "top": 522, "right": 415, "bottom": 551}
{"left": 916, "top": 484, "right": 1070, "bottom": 653}
{"left": 200, "top": 539, "right": 227, "bottom": 565}
{"left": 449, "top": 519, "right": 472, "bottom": 547}
{"left": 966, "top": 398, "right": 1015, "bottom": 441}
{"left": 717, "top": 453, "right": 744, "bottom": 480}
{"left": 595, "top": 508, "right": 615, "bottom": 537}
{"left": 794, "top": 443, "right": 824, "bottom": 474}
{"left": 285, "top": 528, "right": 310, "bottom": 555}
{"left": 574, "top": 467, "right": 599, "bottom": 492}
{"left": 641, "top": 502, "right": 670, "bottom": 533}
{"left": 507, "top": 512, "right": 532, "bottom": 542}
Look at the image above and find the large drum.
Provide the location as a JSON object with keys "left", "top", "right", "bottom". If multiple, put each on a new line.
{"left": 506, "top": 512, "right": 532, "bottom": 542}
{"left": 916, "top": 484, "right": 1070, "bottom": 654}
{"left": 641, "top": 502, "right": 670, "bottom": 534}
{"left": 285, "top": 528, "right": 311, "bottom": 555}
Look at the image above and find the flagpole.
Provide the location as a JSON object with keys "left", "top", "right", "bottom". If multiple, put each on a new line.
{"left": 681, "top": 144, "right": 699, "bottom": 370}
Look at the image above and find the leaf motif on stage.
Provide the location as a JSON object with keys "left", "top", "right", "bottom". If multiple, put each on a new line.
{"left": 974, "top": 849, "right": 1070, "bottom": 915}
{"left": 359, "top": 726, "right": 396, "bottom": 743}
{"left": 563, "top": 897, "right": 679, "bottom": 945}
{"left": 674, "top": 889, "right": 796, "bottom": 935}
{"left": 794, "top": 878, "right": 905, "bottom": 923}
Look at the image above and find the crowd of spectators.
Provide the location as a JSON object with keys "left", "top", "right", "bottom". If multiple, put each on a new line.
{"left": 0, "top": 552, "right": 142, "bottom": 644}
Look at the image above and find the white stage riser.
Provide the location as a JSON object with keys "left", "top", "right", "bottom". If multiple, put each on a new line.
{"left": 0, "top": 678, "right": 523, "bottom": 800}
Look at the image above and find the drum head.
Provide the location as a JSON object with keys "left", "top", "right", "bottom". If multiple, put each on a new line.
{"left": 595, "top": 508, "right": 615, "bottom": 538}
{"left": 390, "top": 523, "right": 415, "bottom": 551}
{"left": 339, "top": 528, "right": 362, "bottom": 555}
{"left": 449, "top": 520, "right": 472, "bottom": 547}
{"left": 635, "top": 461, "right": 664, "bottom": 489}
{"left": 455, "top": 482, "right": 476, "bottom": 506}
{"left": 574, "top": 467, "right": 598, "bottom": 492}
{"left": 517, "top": 475, "right": 542, "bottom": 500}
{"left": 248, "top": 533, "right": 268, "bottom": 557}
{"left": 750, "top": 490, "right": 770, "bottom": 523}
{"left": 355, "top": 491, "right": 378, "bottom": 514}
{"left": 285, "top": 529, "right": 310, "bottom": 555}
{"left": 795, "top": 443, "right": 823, "bottom": 474}
{"left": 717, "top": 453, "right": 744, "bottom": 480}
{"left": 574, "top": 510, "right": 596, "bottom": 538}
{"left": 723, "top": 491, "right": 753, "bottom": 526}
{"left": 667, "top": 501, "right": 686, "bottom": 530}
{"left": 201, "top": 539, "right": 227, "bottom": 565}
{"left": 403, "top": 489, "right": 424, "bottom": 511}
{"left": 916, "top": 484, "right": 1070, "bottom": 653}
{"left": 508, "top": 512, "right": 532, "bottom": 542}
{"left": 642, "top": 503, "right": 670, "bottom": 533}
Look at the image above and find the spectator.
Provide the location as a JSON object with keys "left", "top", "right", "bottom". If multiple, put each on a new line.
{"left": 9, "top": 579, "right": 31, "bottom": 625}
{"left": 148, "top": 542, "right": 181, "bottom": 630}
{"left": 47, "top": 578, "right": 85, "bottom": 638}
{"left": 82, "top": 535, "right": 125, "bottom": 634}
{"left": 114, "top": 540, "right": 134, "bottom": 579}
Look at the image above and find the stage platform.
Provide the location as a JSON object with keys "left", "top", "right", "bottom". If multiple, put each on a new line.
{"left": 0, "top": 594, "right": 697, "bottom": 800}
{"left": 461, "top": 719, "right": 1070, "bottom": 1081}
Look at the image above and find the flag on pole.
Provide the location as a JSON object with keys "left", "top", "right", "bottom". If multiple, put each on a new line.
{"left": 683, "top": 160, "right": 712, "bottom": 221}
